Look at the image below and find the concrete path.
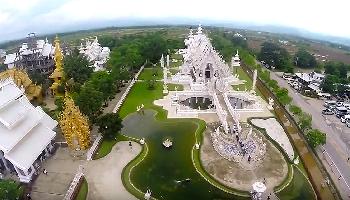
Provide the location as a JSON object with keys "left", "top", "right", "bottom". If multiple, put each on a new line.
{"left": 84, "top": 141, "right": 141, "bottom": 200}
{"left": 31, "top": 147, "right": 86, "bottom": 200}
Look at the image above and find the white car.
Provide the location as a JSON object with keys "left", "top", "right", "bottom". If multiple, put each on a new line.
{"left": 341, "top": 115, "right": 350, "bottom": 123}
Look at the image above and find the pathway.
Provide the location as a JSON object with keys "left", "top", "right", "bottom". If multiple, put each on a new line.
{"left": 84, "top": 141, "right": 141, "bottom": 200}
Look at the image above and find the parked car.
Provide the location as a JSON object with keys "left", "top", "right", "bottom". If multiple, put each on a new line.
{"left": 322, "top": 109, "right": 334, "bottom": 115}
{"left": 336, "top": 101, "right": 344, "bottom": 107}
{"left": 336, "top": 106, "right": 348, "bottom": 118}
{"left": 324, "top": 100, "right": 336, "bottom": 107}
{"left": 346, "top": 119, "right": 350, "bottom": 128}
{"left": 341, "top": 115, "right": 350, "bottom": 122}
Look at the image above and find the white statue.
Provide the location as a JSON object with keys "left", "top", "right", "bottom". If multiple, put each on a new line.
{"left": 160, "top": 54, "right": 165, "bottom": 68}
{"left": 267, "top": 97, "right": 274, "bottom": 110}
{"left": 144, "top": 189, "right": 152, "bottom": 200}
{"left": 166, "top": 54, "right": 170, "bottom": 68}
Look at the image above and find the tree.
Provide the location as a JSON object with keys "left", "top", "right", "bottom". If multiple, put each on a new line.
{"left": 294, "top": 49, "right": 317, "bottom": 68}
{"left": 267, "top": 79, "right": 279, "bottom": 91}
{"left": 75, "top": 83, "right": 104, "bottom": 119}
{"left": 141, "top": 33, "right": 168, "bottom": 64}
{"left": 146, "top": 78, "right": 156, "bottom": 90}
{"left": 28, "top": 70, "right": 46, "bottom": 85}
{"left": 298, "top": 112, "right": 312, "bottom": 132}
{"left": 289, "top": 104, "right": 302, "bottom": 116}
{"left": 64, "top": 50, "right": 93, "bottom": 84}
{"left": 321, "top": 75, "right": 338, "bottom": 94}
{"left": 275, "top": 88, "right": 292, "bottom": 105}
{"left": 0, "top": 180, "right": 23, "bottom": 200}
{"left": 88, "top": 71, "right": 116, "bottom": 102}
{"left": 306, "top": 129, "right": 326, "bottom": 148}
{"left": 96, "top": 113, "right": 123, "bottom": 139}
{"left": 258, "top": 42, "right": 291, "bottom": 70}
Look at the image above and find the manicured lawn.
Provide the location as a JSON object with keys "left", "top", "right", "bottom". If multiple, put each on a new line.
{"left": 75, "top": 178, "right": 88, "bottom": 200}
{"left": 138, "top": 68, "right": 163, "bottom": 80}
{"left": 118, "top": 82, "right": 164, "bottom": 119}
{"left": 168, "top": 83, "right": 184, "bottom": 91}
{"left": 93, "top": 134, "right": 127, "bottom": 160}
{"left": 232, "top": 68, "right": 263, "bottom": 98}
{"left": 169, "top": 68, "right": 180, "bottom": 75}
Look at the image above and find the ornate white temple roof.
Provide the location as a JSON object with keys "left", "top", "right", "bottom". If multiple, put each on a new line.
{"left": 0, "top": 79, "right": 57, "bottom": 171}
{"left": 79, "top": 36, "right": 110, "bottom": 71}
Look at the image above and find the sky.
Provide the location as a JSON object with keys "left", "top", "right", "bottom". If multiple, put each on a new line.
{"left": 0, "top": 0, "right": 349, "bottom": 42}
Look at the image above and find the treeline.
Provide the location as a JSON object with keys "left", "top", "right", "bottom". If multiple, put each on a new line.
{"left": 210, "top": 31, "right": 256, "bottom": 67}
{"left": 258, "top": 42, "right": 317, "bottom": 72}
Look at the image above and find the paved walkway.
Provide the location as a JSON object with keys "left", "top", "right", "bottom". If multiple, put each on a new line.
{"left": 84, "top": 141, "right": 141, "bottom": 200}
{"left": 31, "top": 147, "right": 86, "bottom": 200}
{"left": 251, "top": 118, "right": 295, "bottom": 161}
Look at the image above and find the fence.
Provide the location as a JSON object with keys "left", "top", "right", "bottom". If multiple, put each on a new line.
{"left": 86, "top": 133, "right": 102, "bottom": 161}
{"left": 63, "top": 165, "right": 84, "bottom": 200}
{"left": 112, "top": 65, "right": 145, "bottom": 113}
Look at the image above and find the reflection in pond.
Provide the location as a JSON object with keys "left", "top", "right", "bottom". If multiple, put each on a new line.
{"left": 228, "top": 96, "right": 254, "bottom": 109}
{"left": 180, "top": 97, "right": 213, "bottom": 110}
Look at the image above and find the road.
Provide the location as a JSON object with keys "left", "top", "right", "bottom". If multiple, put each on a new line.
{"left": 270, "top": 71, "right": 350, "bottom": 199}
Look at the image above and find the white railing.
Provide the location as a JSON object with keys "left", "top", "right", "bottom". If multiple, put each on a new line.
{"left": 86, "top": 133, "right": 102, "bottom": 161}
{"left": 112, "top": 65, "right": 145, "bottom": 113}
{"left": 212, "top": 92, "right": 229, "bottom": 133}
{"left": 63, "top": 165, "right": 84, "bottom": 200}
{"left": 321, "top": 146, "right": 350, "bottom": 197}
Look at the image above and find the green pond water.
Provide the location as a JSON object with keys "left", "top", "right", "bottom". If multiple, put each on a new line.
{"left": 121, "top": 109, "right": 315, "bottom": 200}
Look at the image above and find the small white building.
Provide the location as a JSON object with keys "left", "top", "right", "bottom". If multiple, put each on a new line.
{"left": 0, "top": 78, "right": 57, "bottom": 182}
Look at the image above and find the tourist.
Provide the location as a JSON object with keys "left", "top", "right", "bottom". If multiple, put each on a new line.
{"left": 338, "top": 175, "right": 342, "bottom": 180}
{"left": 263, "top": 177, "right": 266, "bottom": 184}
{"left": 43, "top": 169, "right": 47, "bottom": 175}
{"left": 26, "top": 193, "right": 32, "bottom": 200}
{"left": 129, "top": 141, "right": 132, "bottom": 149}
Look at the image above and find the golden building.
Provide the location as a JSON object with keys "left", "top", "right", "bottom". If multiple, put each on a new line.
{"left": 59, "top": 94, "right": 90, "bottom": 150}
{"left": 50, "top": 36, "right": 64, "bottom": 96}
{"left": 0, "top": 69, "right": 42, "bottom": 102}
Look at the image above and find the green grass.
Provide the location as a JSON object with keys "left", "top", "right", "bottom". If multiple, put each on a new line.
{"left": 75, "top": 178, "right": 88, "bottom": 200}
{"left": 138, "top": 68, "right": 163, "bottom": 80}
{"left": 93, "top": 134, "right": 127, "bottom": 160}
{"left": 168, "top": 83, "right": 184, "bottom": 91}
{"left": 169, "top": 68, "right": 180, "bottom": 75}
{"left": 232, "top": 67, "right": 264, "bottom": 98}
{"left": 118, "top": 82, "right": 164, "bottom": 119}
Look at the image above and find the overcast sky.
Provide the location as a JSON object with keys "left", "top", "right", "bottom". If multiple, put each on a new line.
{"left": 0, "top": 0, "right": 349, "bottom": 42}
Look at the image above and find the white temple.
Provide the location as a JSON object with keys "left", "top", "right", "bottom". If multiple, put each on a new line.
{"left": 172, "top": 25, "right": 237, "bottom": 92}
{"left": 0, "top": 78, "right": 57, "bottom": 182}
{"left": 156, "top": 25, "right": 267, "bottom": 168}
{"left": 79, "top": 37, "right": 110, "bottom": 71}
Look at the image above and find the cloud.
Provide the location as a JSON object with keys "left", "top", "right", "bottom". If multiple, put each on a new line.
{"left": 0, "top": 0, "right": 350, "bottom": 42}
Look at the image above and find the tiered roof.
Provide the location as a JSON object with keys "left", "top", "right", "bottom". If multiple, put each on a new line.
{"left": 0, "top": 79, "right": 57, "bottom": 171}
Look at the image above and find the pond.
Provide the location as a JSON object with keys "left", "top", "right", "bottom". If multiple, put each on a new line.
{"left": 180, "top": 97, "right": 213, "bottom": 110}
{"left": 276, "top": 166, "right": 316, "bottom": 200}
{"left": 121, "top": 110, "right": 247, "bottom": 200}
{"left": 121, "top": 109, "right": 315, "bottom": 200}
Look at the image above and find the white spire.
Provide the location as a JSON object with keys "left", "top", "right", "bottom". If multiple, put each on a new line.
{"left": 197, "top": 24, "right": 203, "bottom": 34}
